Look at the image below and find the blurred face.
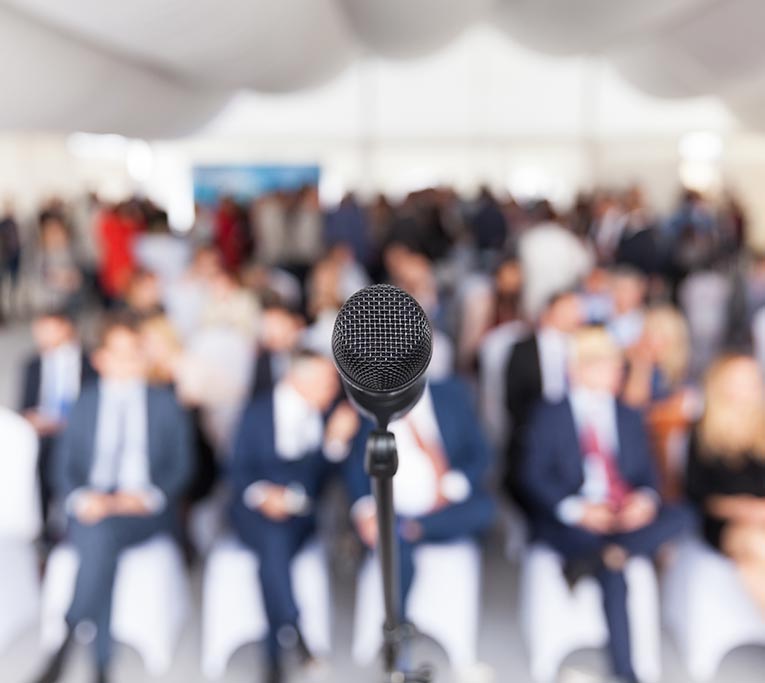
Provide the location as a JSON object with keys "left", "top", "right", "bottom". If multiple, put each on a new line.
{"left": 495, "top": 261, "right": 522, "bottom": 295}
{"left": 719, "top": 358, "right": 764, "bottom": 405}
{"left": 262, "top": 309, "right": 303, "bottom": 352}
{"left": 93, "top": 328, "right": 146, "bottom": 382}
{"left": 612, "top": 275, "right": 646, "bottom": 314}
{"left": 33, "top": 317, "right": 74, "bottom": 351}
{"left": 290, "top": 357, "right": 340, "bottom": 412}
{"left": 128, "top": 275, "right": 160, "bottom": 312}
{"left": 545, "top": 295, "right": 584, "bottom": 334}
{"left": 570, "top": 355, "right": 623, "bottom": 395}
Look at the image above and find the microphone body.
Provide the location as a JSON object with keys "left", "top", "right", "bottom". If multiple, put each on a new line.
{"left": 331, "top": 284, "right": 433, "bottom": 429}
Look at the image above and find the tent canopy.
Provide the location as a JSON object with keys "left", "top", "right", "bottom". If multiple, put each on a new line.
{"left": 0, "top": 0, "right": 761, "bottom": 137}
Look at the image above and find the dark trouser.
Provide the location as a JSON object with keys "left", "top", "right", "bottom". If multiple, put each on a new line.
{"left": 231, "top": 502, "right": 316, "bottom": 662}
{"left": 66, "top": 511, "right": 173, "bottom": 668}
{"left": 533, "top": 504, "right": 693, "bottom": 680}
{"left": 38, "top": 436, "right": 56, "bottom": 539}
{"left": 398, "top": 494, "right": 497, "bottom": 618}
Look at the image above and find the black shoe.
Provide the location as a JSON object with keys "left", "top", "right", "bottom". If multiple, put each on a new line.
{"left": 30, "top": 630, "right": 74, "bottom": 683}
{"left": 562, "top": 557, "right": 601, "bottom": 588}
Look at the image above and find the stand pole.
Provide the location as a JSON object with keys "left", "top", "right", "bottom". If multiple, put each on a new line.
{"left": 366, "top": 429, "right": 432, "bottom": 683}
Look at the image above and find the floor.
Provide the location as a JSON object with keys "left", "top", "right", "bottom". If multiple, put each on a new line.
{"left": 1, "top": 323, "right": 764, "bottom": 683}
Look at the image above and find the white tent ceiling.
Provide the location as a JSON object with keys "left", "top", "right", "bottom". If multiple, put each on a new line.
{"left": 0, "top": 0, "right": 763, "bottom": 137}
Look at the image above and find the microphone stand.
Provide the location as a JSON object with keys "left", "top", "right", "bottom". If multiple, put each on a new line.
{"left": 366, "top": 428, "right": 433, "bottom": 683}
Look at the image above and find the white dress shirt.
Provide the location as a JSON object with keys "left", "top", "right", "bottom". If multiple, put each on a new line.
{"left": 557, "top": 388, "right": 656, "bottom": 525}
{"left": 39, "top": 343, "right": 82, "bottom": 420}
{"left": 244, "top": 381, "right": 334, "bottom": 516}
{"left": 69, "top": 379, "right": 163, "bottom": 515}
{"left": 537, "top": 327, "right": 569, "bottom": 402}
{"left": 353, "top": 388, "right": 471, "bottom": 521}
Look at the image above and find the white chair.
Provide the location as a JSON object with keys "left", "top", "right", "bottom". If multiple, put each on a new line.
{"left": 40, "top": 535, "right": 190, "bottom": 676}
{"left": 0, "top": 409, "right": 40, "bottom": 655}
{"left": 353, "top": 540, "right": 482, "bottom": 672}
{"left": 519, "top": 544, "right": 661, "bottom": 683}
{"left": 201, "top": 535, "right": 331, "bottom": 679}
{"left": 663, "top": 537, "right": 765, "bottom": 681}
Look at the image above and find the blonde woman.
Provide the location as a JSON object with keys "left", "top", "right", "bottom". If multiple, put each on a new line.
{"left": 623, "top": 305, "right": 695, "bottom": 500}
{"left": 622, "top": 305, "right": 691, "bottom": 407}
{"left": 686, "top": 355, "right": 765, "bottom": 612}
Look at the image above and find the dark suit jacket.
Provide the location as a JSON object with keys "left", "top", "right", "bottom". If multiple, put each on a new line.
{"left": 503, "top": 334, "right": 542, "bottom": 496}
{"left": 55, "top": 383, "right": 194, "bottom": 505}
{"left": 229, "top": 392, "right": 337, "bottom": 507}
{"left": 519, "top": 398, "right": 658, "bottom": 522}
{"left": 345, "top": 377, "right": 494, "bottom": 506}
{"left": 19, "top": 350, "right": 96, "bottom": 412}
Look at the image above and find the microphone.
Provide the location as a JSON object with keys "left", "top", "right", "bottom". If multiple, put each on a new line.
{"left": 332, "top": 283, "right": 435, "bottom": 682}
{"left": 332, "top": 283, "right": 433, "bottom": 429}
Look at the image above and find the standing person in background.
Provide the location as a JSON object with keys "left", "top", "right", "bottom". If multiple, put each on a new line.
{"left": 20, "top": 310, "right": 95, "bottom": 545}
{"left": 686, "top": 355, "right": 765, "bottom": 613}
{"left": 519, "top": 327, "right": 692, "bottom": 683}
{"left": 607, "top": 267, "right": 648, "bottom": 350}
{"left": 229, "top": 351, "right": 357, "bottom": 683}
{"left": 30, "top": 316, "right": 193, "bottom": 683}
{"left": 97, "top": 202, "right": 140, "bottom": 306}
{"left": 0, "top": 199, "right": 21, "bottom": 323}
{"left": 31, "top": 214, "right": 84, "bottom": 314}
{"left": 503, "top": 290, "right": 584, "bottom": 506}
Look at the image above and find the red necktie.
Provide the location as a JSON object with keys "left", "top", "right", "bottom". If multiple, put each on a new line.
{"left": 580, "top": 423, "right": 630, "bottom": 509}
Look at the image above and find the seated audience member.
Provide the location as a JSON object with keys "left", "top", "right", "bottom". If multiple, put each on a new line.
{"left": 519, "top": 327, "right": 692, "bottom": 683}
{"left": 140, "top": 315, "right": 217, "bottom": 508}
{"left": 686, "top": 355, "right": 765, "bottom": 612}
{"left": 30, "top": 316, "right": 194, "bottom": 683}
{"left": 250, "top": 295, "right": 306, "bottom": 398}
{"left": 623, "top": 306, "right": 695, "bottom": 499}
{"left": 504, "top": 290, "right": 584, "bottom": 503}
{"left": 229, "top": 351, "right": 358, "bottom": 683}
{"left": 347, "top": 375, "right": 497, "bottom": 619}
{"left": 200, "top": 269, "right": 261, "bottom": 342}
{"left": 607, "top": 267, "right": 647, "bottom": 349}
{"left": 20, "top": 310, "right": 95, "bottom": 541}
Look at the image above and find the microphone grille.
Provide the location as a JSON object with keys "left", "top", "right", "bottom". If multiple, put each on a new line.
{"left": 332, "top": 284, "right": 433, "bottom": 393}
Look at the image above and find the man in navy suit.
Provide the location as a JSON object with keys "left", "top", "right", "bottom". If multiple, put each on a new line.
{"left": 519, "top": 327, "right": 692, "bottom": 683}
{"left": 30, "top": 315, "right": 194, "bottom": 683}
{"left": 20, "top": 309, "right": 96, "bottom": 540}
{"left": 347, "top": 375, "right": 497, "bottom": 619}
{"left": 230, "top": 350, "right": 358, "bottom": 683}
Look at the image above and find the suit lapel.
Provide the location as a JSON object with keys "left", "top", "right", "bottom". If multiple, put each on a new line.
{"left": 428, "top": 384, "right": 453, "bottom": 467}
{"left": 562, "top": 398, "right": 586, "bottom": 484}
{"left": 81, "top": 385, "right": 101, "bottom": 478}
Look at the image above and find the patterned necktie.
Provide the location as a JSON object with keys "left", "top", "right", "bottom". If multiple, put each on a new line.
{"left": 580, "top": 423, "right": 630, "bottom": 509}
{"left": 405, "top": 416, "right": 450, "bottom": 511}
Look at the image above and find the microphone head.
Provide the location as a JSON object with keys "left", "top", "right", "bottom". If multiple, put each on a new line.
{"left": 332, "top": 284, "right": 433, "bottom": 427}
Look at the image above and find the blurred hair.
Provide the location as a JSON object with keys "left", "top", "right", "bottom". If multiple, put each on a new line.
{"left": 699, "top": 355, "right": 765, "bottom": 462}
{"left": 570, "top": 326, "right": 621, "bottom": 367}
{"left": 644, "top": 305, "right": 690, "bottom": 388}
{"left": 34, "top": 307, "right": 75, "bottom": 325}
{"left": 139, "top": 314, "right": 183, "bottom": 385}
{"left": 97, "top": 312, "right": 139, "bottom": 348}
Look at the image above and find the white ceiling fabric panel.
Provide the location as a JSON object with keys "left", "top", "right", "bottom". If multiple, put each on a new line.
{"left": 0, "top": 0, "right": 763, "bottom": 136}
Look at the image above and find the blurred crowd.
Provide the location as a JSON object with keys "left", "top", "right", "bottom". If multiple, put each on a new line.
{"left": 3, "top": 181, "right": 765, "bottom": 683}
